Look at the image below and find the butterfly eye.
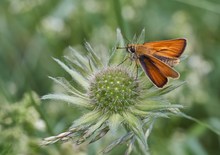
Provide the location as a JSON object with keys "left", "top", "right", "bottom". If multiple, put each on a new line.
{"left": 130, "top": 46, "right": 135, "bottom": 53}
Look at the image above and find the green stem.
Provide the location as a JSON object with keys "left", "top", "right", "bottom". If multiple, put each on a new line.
{"left": 178, "top": 112, "right": 220, "bottom": 135}
{"left": 172, "top": 0, "right": 220, "bottom": 14}
{"left": 29, "top": 91, "right": 61, "bottom": 150}
{"left": 29, "top": 92, "right": 54, "bottom": 135}
{"left": 112, "top": 0, "right": 130, "bottom": 37}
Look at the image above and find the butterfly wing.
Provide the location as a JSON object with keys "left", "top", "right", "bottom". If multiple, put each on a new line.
{"left": 145, "top": 54, "right": 179, "bottom": 78}
{"left": 143, "top": 39, "right": 186, "bottom": 66}
{"left": 139, "top": 55, "right": 168, "bottom": 88}
{"left": 139, "top": 54, "right": 180, "bottom": 88}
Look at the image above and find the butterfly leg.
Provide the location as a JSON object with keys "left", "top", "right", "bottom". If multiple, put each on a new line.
{"left": 117, "top": 56, "right": 129, "bottom": 66}
{"left": 135, "top": 60, "right": 139, "bottom": 79}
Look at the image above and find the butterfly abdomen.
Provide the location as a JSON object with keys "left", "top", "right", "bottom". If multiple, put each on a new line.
{"left": 153, "top": 55, "right": 180, "bottom": 67}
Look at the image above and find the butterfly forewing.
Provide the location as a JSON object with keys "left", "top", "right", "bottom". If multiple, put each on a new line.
{"left": 143, "top": 39, "right": 186, "bottom": 58}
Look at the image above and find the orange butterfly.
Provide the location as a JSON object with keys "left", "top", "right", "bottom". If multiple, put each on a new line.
{"left": 117, "top": 39, "right": 186, "bottom": 88}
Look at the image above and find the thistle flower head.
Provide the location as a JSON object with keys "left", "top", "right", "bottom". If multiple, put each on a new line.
{"left": 42, "top": 29, "right": 184, "bottom": 154}
{"left": 88, "top": 67, "right": 139, "bottom": 113}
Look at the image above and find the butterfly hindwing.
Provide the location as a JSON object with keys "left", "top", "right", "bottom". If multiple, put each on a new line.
{"left": 139, "top": 55, "right": 168, "bottom": 88}
{"left": 145, "top": 54, "right": 179, "bottom": 78}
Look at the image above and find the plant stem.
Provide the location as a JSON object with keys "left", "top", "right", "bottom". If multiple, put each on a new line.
{"left": 112, "top": 0, "right": 131, "bottom": 37}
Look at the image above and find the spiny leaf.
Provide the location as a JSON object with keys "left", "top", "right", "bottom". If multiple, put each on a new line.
{"left": 108, "top": 114, "right": 123, "bottom": 133}
{"left": 137, "top": 28, "right": 146, "bottom": 43}
{"left": 135, "top": 103, "right": 184, "bottom": 111}
{"left": 53, "top": 58, "right": 89, "bottom": 88}
{"left": 122, "top": 112, "right": 148, "bottom": 152}
{"left": 76, "top": 115, "right": 109, "bottom": 144}
{"left": 68, "top": 46, "right": 93, "bottom": 71}
{"left": 71, "top": 110, "right": 103, "bottom": 127}
{"left": 42, "top": 94, "right": 91, "bottom": 108}
{"left": 108, "top": 28, "right": 126, "bottom": 65}
{"left": 125, "top": 137, "right": 135, "bottom": 155}
{"left": 84, "top": 41, "right": 103, "bottom": 68}
{"left": 48, "top": 76, "right": 87, "bottom": 99}
{"left": 143, "top": 81, "right": 185, "bottom": 98}
{"left": 64, "top": 55, "right": 90, "bottom": 77}
{"left": 89, "top": 126, "right": 109, "bottom": 144}
{"left": 102, "top": 132, "right": 133, "bottom": 154}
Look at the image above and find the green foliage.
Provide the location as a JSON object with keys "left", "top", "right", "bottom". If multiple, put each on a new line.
{"left": 41, "top": 32, "right": 188, "bottom": 155}
{"left": 0, "top": 0, "right": 220, "bottom": 154}
{"left": 0, "top": 92, "right": 54, "bottom": 155}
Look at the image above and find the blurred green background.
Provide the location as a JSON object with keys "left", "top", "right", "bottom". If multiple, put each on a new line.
{"left": 0, "top": 0, "right": 220, "bottom": 154}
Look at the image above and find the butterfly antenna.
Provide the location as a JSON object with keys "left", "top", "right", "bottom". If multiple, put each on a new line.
{"left": 116, "top": 46, "right": 126, "bottom": 49}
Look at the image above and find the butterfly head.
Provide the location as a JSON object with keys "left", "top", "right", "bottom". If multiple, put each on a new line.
{"left": 126, "top": 44, "right": 136, "bottom": 53}
{"left": 117, "top": 44, "right": 138, "bottom": 60}
{"left": 117, "top": 44, "right": 136, "bottom": 53}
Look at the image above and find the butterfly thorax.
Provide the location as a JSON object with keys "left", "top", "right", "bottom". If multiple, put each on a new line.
{"left": 126, "top": 44, "right": 151, "bottom": 60}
